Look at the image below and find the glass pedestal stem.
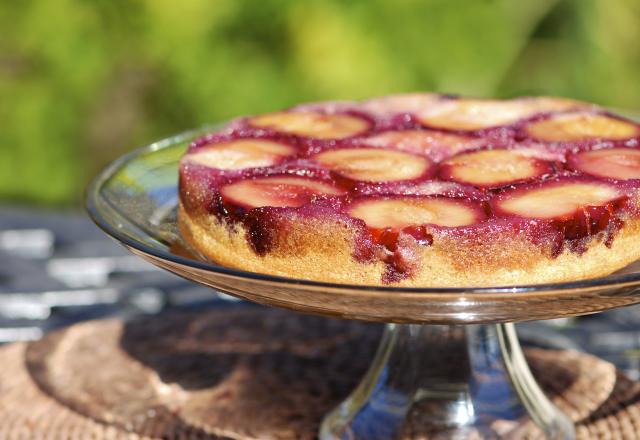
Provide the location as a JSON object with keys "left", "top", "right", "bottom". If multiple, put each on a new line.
{"left": 320, "top": 323, "right": 575, "bottom": 440}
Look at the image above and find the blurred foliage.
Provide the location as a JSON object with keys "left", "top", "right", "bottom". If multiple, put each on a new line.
{"left": 1, "top": 0, "right": 639, "bottom": 206}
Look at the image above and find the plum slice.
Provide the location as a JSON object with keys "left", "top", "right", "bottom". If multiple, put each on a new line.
{"left": 184, "top": 139, "right": 296, "bottom": 170}
{"left": 248, "top": 111, "right": 370, "bottom": 139}
{"left": 312, "top": 148, "right": 433, "bottom": 182}
{"left": 359, "top": 93, "right": 442, "bottom": 116}
{"left": 220, "top": 176, "right": 345, "bottom": 210}
{"left": 493, "top": 180, "right": 626, "bottom": 241}
{"left": 494, "top": 181, "right": 621, "bottom": 219}
{"left": 525, "top": 112, "right": 640, "bottom": 142}
{"left": 349, "top": 197, "right": 485, "bottom": 230}
{"left": 568, "top": 148, "right": 640, "bottom": 180}
{"left": 439, "top": 149, "right": 554, "bottom": 188}
{"left": 362, "top": 129, "right": 485, "bottom": 162}
{"left": 416, "top": 97, "right": 588, "bottom": 131}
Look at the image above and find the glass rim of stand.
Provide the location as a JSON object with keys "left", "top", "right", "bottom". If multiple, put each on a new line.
{"left": 86, "top": 124, "right": 640, "bottom": 324}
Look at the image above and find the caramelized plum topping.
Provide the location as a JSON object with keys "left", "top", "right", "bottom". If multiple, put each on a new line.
{"left": 417, "top": 97, "right": 587, "bottom": 131}
{"left": 183, "top": 139, "right": 296, "bottom": 170}
{"left": 220, "top": 176, "right": 345, "bottom": 210}
{"left": 492, "top": 180, "right": 628, "bottom": 245}
{"left": 568, "top": 148, "right": 640, "bottom": 180}
{"left": 248, "top": 111, "right": 370, "bottom": 139}
{"left": 362, "top": 129, "right": 485, "bottom": 162}
{"left": 349, "top": 197, "right": 485, "bottom": 236}
{"left": 525, "top": 112, "right": 640, "bottom": 142}
{"left": 494, "top": 181, "right": 621, "bottom": 220}
{"left": 439, "top": 149, "right": 553, "bottom": 188}
{"left": 313, "top": 148, "right": 433, "bottom": 183}
{"left": 360, "top": 93, "right": 442, "bottom": 116}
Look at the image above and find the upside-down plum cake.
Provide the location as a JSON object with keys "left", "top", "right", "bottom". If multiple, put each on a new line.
{"left": 178, "top": 93, "right": 640, "bottom": 286}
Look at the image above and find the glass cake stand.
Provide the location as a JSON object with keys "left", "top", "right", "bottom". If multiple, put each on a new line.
{"left": 87, "top": 127, "right": 640, "bottom": 439}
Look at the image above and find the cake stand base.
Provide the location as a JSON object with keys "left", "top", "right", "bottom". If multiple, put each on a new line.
{"left": 320, "top": 323, "right": 575, "bottom": 440}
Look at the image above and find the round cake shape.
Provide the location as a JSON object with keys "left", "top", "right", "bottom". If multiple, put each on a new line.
{"left": 178, "top": 93, "right": 640, "bottom": 287}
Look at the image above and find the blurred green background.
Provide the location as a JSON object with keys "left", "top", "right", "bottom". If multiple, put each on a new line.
{"left": 1, "top": 0, "right": 639, "bottom": 207}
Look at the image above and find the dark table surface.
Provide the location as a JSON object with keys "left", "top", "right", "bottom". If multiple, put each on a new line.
{"left": 2, "top": 205, "right": 640, "bottom": 380}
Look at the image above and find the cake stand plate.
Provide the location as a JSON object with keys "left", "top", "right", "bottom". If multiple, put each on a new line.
{"left": 87, "top": 129, "right": 640, "bottom": 439}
